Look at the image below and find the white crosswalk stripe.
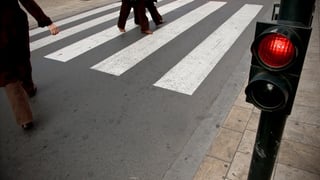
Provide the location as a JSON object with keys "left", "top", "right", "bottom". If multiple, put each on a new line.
{"left": 90, "top": 1, "right": 227, "bottom": 76}
{"left": 30, "top": 5, "right": 121, "bottom": 51}
{"left": 44, "top": 0, "right": 193, "bottom": 62}
{"left": 30, "top": 0, "right": 263, "bottom": 96}
{"left": 29, "top": 2, "right": 122, "bottom": 36}
{"left": 154, "top": 4, "right": 263, "bottom": 95}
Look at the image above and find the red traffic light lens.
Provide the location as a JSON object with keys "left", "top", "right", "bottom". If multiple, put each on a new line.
{"left": 258, "top": 33, "right": 296, "bottom": 68}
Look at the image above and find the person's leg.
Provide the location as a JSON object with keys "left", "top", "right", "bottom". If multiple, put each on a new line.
{"left": 146, "top": 1, "right": 163, "bottom": 25}
{"left": 20, "top": 57, "right": 37, "bottom": 98}
{"left": 5, "top": 81, "right": 33, "bottom": 129}
{"left": 134, "top": 0, "right": 152, "bottom": 34}
{"left": 18, "top": 20, "right": 38, "bottom": 97}
{"left": 133, "top": 5, "right": 139, "bottom": 25}
{"left": 117, "top": 0, "right": 132, "bottom": 32}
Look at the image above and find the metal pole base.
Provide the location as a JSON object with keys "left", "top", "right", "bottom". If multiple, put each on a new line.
{"left": 247, "top": 111, "right": 288, "bottom": 180}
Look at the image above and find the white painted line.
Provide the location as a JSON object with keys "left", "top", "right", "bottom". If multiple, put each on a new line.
{"left": 45, "top": 0, "right": 193, "bottom": 62}
{"left": 154, "top": 4, "right": 263, "bottom": 95}
{"left": 91, "top": 1, "right": 227, "bottom": 76}
{"left": 29, "top": 2, "right": 121, "bottom": 36}
{"left": 30, "top": 8, "right": 122, "bottom": 51}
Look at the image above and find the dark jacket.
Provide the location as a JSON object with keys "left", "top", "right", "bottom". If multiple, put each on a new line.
{"left": 0, "top": 0, "right": 52, "bottom": 86}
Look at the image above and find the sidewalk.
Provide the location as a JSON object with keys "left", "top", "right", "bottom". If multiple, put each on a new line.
{"left": 193, "top": 1, "right": 320, "bottom": 180}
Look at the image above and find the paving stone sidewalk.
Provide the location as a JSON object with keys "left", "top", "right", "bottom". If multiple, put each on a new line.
{"left": 193, "top": 1, "right": 320, "bottom": 180}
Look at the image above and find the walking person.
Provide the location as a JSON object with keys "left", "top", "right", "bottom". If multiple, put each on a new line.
{"left": 117, "top": 0, "right": 153, "bottom": 34}
{"left": 1, "top": 0, "right": 59, "bottom": 130}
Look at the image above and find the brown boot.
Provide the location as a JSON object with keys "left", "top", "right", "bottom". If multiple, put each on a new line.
{"left": 5, "top": 81, "right": 34, "bottom": 130}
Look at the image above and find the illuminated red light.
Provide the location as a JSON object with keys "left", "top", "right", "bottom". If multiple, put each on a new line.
{"left": 257, "top": 33, "right": 296, "bottom": 68}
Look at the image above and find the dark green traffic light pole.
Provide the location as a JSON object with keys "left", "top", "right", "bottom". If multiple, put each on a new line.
{"left": 278, "top": 0, "right": 315, "bottom": 26}
{"left": 247, "top": 111, "right": 288, "bottom": 180}
{"left": 247, "top": 0, "right": 315, "bottom": 180}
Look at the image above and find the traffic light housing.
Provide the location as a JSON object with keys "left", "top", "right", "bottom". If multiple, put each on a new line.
{"left": 245, "top": 21, "right": 312, "bottom": 114}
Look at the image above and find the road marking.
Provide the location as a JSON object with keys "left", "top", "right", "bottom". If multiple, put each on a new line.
{"left": 44, "top": 0, "right": 193, "bottom": 62}
{"left": 29, "top": 2, "right": 122, "bottom": 36}
{"left": 30, "top": 7, "right": 122, "bottom": 51}
{"left": 153, "top": 4, "right": 263, "bottom": 95}
{"left": 91, "top": 1, "right": 227, "bottom": 76}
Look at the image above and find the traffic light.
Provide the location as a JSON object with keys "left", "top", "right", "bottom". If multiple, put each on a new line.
{"left": 245, "top": 21, "right": 312, "bottom": 114}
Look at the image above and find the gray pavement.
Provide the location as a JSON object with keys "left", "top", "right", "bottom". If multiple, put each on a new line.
{"left": 25, "top": 0, "right": 320, "bottom": 179}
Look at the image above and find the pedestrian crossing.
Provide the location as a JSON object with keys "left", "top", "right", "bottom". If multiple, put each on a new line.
{"left": 91, "top": 1, "right": 227, "bottom": 76}
{"left": 29, "top": 1, "right": 122, "bottom": 36}
{"left": 30, "top": 6, "right": 121, "bottom": 51}
{"left": 45, "top": 0, "right": 193, "bottom": 62}
{"left": 154, "top": 4, "right": 262, "bottom": 95}
{"left": 31, "top": 0, "right": 263, "bottom": 95}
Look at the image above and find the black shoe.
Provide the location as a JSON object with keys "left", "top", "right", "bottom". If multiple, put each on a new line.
{"left": 25, "top": 85, "right": 37, "bottom": 98}
{"left": 156, "top": 20, "right": 165, "bottom": 26}
{"left": 21, "top": 122, "right": 34, "bottom": 130}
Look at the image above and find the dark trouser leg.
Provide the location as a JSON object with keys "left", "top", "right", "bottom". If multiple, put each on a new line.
{"left": 5, "top": 81, "right": 33, "bottom": 126}
{"left": 146, "top": 1, "right": 162, "bottom": 25}
{"left": 17, "top": 25, "right": 37, "bottom": 97}
{"left": 118, "top": 0, "right": 132, "bottom": 29}
{"left": 20, "top": 58, "right": 37, "bottom": 97}
{"left": 134, "top": 4, "right": 139, "bottom": 25}
{"left": 134, "top": 0, "right": 150, "bottom": 31}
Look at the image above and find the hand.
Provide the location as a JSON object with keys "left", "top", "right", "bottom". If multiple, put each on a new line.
{"left": 47, "top": 23, "right": 59, "bottom": 35}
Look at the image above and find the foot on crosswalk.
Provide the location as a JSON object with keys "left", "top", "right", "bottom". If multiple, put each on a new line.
{"left": 141, "top": 30, "right": 153, "bottom": 34}
{"left": 118, "top": 28, "right": 126, "bottom": 32}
